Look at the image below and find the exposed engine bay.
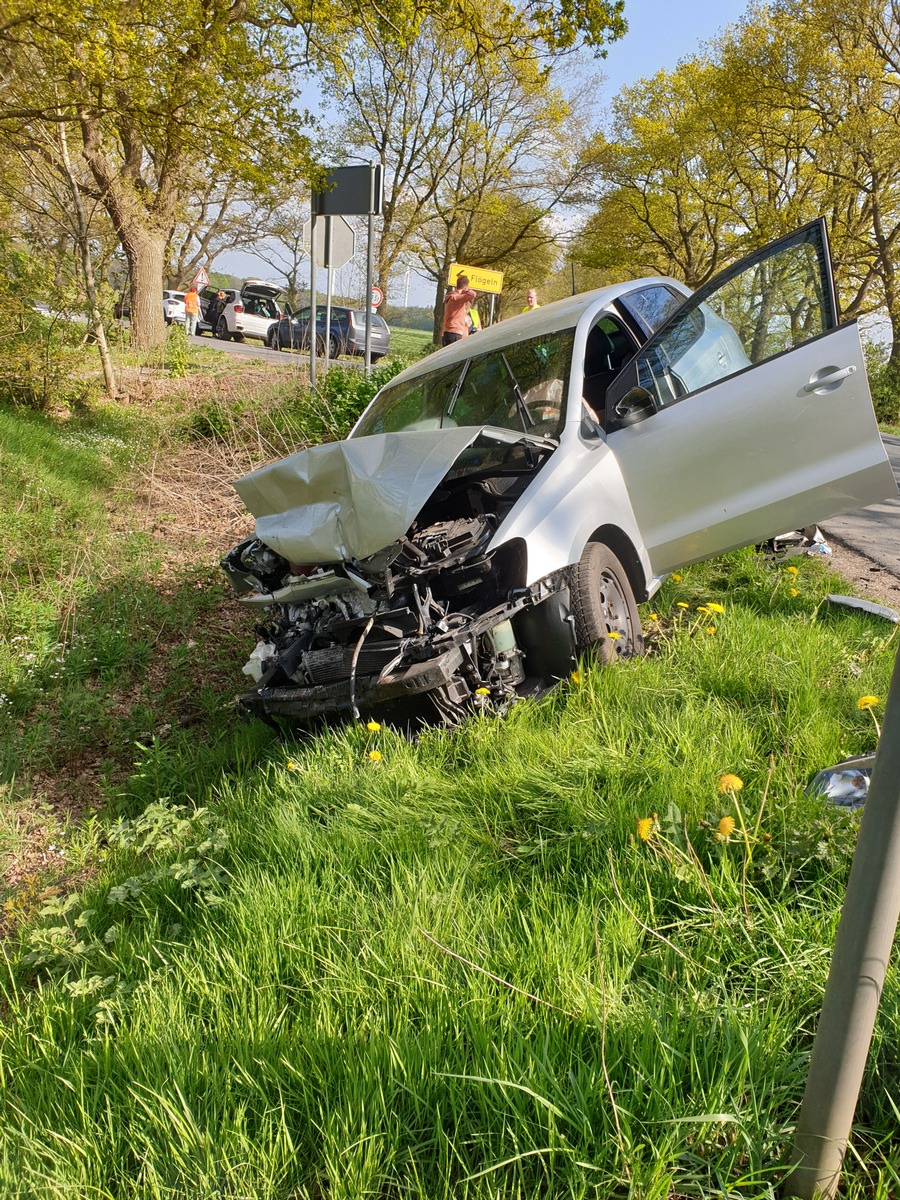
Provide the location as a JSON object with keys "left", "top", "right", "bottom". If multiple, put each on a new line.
{"left": 222, "top": 438, "right": 576, "bottom": 727}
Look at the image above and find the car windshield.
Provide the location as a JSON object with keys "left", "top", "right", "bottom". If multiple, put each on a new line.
{"left": 352, "top": 328, "right": 575, "bottom": 439}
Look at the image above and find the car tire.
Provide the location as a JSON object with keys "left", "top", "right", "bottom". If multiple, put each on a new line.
{"left": 329, "top": 333, "right": 342, "bottom": 359}
{"left": 216, "top": 317, "right": 231, "bottom": 341}
{"left": 570, "top": 542, "right": 643, "bottom": 664}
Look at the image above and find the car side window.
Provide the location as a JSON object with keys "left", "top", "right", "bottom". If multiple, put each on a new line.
{"left": 618, "top": 286, "right": 684, "bottom": 336}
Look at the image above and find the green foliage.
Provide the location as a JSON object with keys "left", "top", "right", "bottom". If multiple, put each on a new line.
{"left": 864, "top": 343, "right": 900, "bottom": 425}
{"left": 166, "top": 323, "right": 189, "bottom": 379}
{"left": 0, "top": 240, "right": 94, "bottom": 411}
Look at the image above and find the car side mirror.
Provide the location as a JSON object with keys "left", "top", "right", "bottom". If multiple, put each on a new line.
{"left": 613, "top": 386, "right": 655, "bottom": 426}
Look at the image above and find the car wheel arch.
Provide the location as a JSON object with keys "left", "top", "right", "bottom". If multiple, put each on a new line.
{"left": 583, "top": 525, "right": 649, "bottom": 604}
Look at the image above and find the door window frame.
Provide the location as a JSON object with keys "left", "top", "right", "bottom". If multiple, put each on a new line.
{"left": 605, "top": 219, "right": 839, "bottom": 429}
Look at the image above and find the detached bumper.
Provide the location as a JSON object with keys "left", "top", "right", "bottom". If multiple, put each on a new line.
{"left": 238, "top": 644, "right": 465, "bottom": 721}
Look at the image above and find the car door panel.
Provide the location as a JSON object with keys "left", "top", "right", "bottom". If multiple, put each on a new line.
{"left": 609, "top": 321, "right": 895, "bottom": 575}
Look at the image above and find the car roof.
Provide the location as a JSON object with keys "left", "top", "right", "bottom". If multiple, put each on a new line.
{"left": 385, "top": 277, "right": 686, "bottom": 389}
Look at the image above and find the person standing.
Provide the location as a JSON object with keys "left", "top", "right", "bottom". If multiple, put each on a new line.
{"left": 183, "top": 285, "right": 200, "bottom": 335}
{"left": 442, "top": 274, "right": 477, "bottom": 346}
{"left": 522, "top": 288, "right": 540, "bottom": 312}
{"left": 467, "top": 301, "right": 481, "bottom": 334}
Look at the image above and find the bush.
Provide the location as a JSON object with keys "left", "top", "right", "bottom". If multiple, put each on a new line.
{"left": 313, "top": 357, "right": 413, "bottom": 439}
{"left": 863, "top": 342, "right": 900, "bottom": 425}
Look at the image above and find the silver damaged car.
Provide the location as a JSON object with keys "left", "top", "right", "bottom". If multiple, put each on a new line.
{"left": 222, "top": 221, "right": 896, "bottom": 726}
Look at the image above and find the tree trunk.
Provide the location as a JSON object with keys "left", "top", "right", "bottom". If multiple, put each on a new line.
{"left": 126, "top": 232, "right": 168, "bottom": 351}
{"left": 57, "top": 119, "right": 117, "bottom": 396}
{"left": 432, "top": 277, "right": 445, "bottom": 344}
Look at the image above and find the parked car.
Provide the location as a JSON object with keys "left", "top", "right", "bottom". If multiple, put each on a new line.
{"left": 163, "top": 290, "right": 186, "bottom": 324}
{"left": 267, "top": 305, "right": 390, "bottom": 362}
{"left": 114, "top": 290, "right": 186, "bottom": 323}
{"left": 199, "top": 280, "right": 283, "bottom": 343}
{"left": 221, "top": 220, "right": 897, "bottom": 728}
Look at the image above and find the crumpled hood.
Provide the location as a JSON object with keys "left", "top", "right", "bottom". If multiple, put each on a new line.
{"left": 234, "top": 428, "right": 481, "bottom": 564}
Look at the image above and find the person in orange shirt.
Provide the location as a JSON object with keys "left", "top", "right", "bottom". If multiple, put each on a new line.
{"left": 183, "top": 285, "right": 200, "bottom": 336}
{"left": 441, "top": 275, "right": 477, "bottom": 346}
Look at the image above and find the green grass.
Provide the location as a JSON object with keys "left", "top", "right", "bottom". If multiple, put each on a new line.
{"left": 1, "top": 379, "right": 900, "bottom": 1198}
{"left": 388, "top": 326, "right": 433, "bottom": 360}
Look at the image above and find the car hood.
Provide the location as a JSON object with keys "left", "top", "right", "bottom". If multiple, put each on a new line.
{"left": 234, "top": 428, "right": 481, "bottom": 564}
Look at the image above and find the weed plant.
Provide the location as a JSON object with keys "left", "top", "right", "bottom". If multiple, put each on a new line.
{"left": 2, "top": 513, "right": 900, "bottom": 1196}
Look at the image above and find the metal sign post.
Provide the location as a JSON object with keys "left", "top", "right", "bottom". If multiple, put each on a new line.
{"left": 785, "top": 646, "right": 900, "bottom": 1198}
{"left": 309, "top": 217, "right": 317, "bottom": 388}
{"left": 324, "top": 216, "right": 333, "bottom": 368}
{"left": 312, "top": 163, "right": 383, "bottom": 378}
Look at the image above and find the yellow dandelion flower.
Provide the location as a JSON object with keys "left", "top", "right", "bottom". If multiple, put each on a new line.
{"left": 637, "top": 814, "right": 657, "bottom": 841}
{"left": 706, "top": 626, "right": 717, "bottom": 635}
{"left": 717, "top": 773, "right": 744, "bottom": 793}
{"left": 785, "top": 565, "right": 799, "bottom": 576}
{"left": 706, "top": 602, "right": 725, "bottom": 614}
{"left": 696, "top": 605, "right": 709, "bottom": 614}
{"left": 717, "top": 815, "right": 736, "bottom": 838}
{"left": 569, "top": 671, "right": 581, "bottom": 684}
{"left": 475, "top": 686, "right": 491, "bottom": 695}
{"left": 366, "top": 720, "right": 382, "bottom": 732}
{"left": 649, "top": 612, "right": 659, "bottom": 621}
{"left": 672, "top": 573, "right": 682, "bottom": 582}
{"left": 608, "top": 631, "right": 623, "bottom": 639}
{"left": 677, "top": 601, "right": 690, "bottom": 610}
{"left": 789, "top": 587, "right": 799, "bottom": 597}
{"left": 857, "top": 695, "right": 880, "bottom": 711}
{"left": 286, "top": 760, "right": 300, "bottom": 772}
{"left": 368, "top": 750, "right": 382, "bottom": 763}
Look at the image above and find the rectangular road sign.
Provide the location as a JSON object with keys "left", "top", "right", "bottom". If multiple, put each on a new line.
{"left": 449, "top": 262, "right": 504, "bottom": 294}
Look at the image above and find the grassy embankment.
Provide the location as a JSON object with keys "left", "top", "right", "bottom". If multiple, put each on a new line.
{"left": 1, "top": 343, "right": 899, "bottom": 1198}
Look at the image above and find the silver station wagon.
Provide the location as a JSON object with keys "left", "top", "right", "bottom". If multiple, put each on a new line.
{"left": 222, "top": 221, "right": 896, "bottom": 726}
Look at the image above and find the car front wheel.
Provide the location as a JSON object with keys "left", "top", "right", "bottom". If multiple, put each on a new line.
{"left": 570, "top": 543, "right": 643, "bottom": 664}
{"left": 216, "top": 317, "right": 231, "bottom": 341}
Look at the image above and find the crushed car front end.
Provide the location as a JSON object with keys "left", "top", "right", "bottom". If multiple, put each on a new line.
{"left": 222, "top": 432, "right": 577, "bottom": 727}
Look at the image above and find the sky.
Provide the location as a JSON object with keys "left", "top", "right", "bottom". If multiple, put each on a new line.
{"left": 218, "top": 0, "right": 752, "bottom": 304}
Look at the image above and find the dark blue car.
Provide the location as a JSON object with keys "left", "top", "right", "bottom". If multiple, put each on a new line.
{"left": 267, "top": 305, "right": 390, "bottom": 362}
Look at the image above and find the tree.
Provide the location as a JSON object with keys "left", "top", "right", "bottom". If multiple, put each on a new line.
{"left": 323, "top": 5, "right": 600, "bottom": 336}
{"left": 0, "top": 1, "right": 315, "bottom": 349}
{"left": 0, "top": 0, "right": 626, "bottom": 351}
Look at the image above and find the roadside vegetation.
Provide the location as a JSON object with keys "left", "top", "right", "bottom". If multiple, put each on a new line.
{"left": 1, "top": 348, "right": 899, "bottom": 1198}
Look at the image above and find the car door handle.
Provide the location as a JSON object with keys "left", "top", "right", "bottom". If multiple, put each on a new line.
{"left": 803, "top": 365, "right": 856, "bottom": 393}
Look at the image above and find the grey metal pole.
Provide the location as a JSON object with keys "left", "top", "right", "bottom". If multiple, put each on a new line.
{"left": 309, "top": 211, "right": 317, "bottom": 389}
{"left": 489, "top": 295, "right": 496, "bottom": 327}
{"left": 364, "top": 206, "right": 374, "bottom": 377}
{"left": 785, "top": 646, "right": 900, "bottom": 1199}
{"left": 324, "top": 215, "right": 333, "bottom": 370}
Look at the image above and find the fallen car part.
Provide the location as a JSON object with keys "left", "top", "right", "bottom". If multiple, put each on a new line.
{"left": 807, "top": 754, "right": 876, "bottom": 809}
{"left": 826, "top": 594, "right": 900, "bottom": 624}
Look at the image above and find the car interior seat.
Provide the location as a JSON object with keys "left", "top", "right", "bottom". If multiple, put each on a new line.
{"left": 583, "top": 320, "right": 637, "bottom": 428}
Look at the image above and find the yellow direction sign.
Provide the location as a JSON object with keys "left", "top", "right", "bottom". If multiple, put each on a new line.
{"left": 449, "top": 262, "right": 504, "bottom": 294}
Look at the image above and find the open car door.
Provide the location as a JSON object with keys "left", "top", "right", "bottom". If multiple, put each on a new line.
{"left": 605, "top": 220, "right": 896, "bottom": 576}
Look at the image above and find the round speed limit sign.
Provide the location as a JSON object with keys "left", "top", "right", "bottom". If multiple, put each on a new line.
{"left": 371, "top": 285, "right": 384, "bottom": 308}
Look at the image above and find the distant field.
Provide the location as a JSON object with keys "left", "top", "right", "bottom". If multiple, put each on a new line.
{"left": 388, "top": 326, "right": 433, "bottom": 360}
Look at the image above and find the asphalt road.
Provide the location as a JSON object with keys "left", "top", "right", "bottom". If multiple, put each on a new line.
{"left": 821, "top": 435, "right": 900, "bottom": 575}
{"left": 189, "top": 331, "right": 366, "bottom": 370}
{"left": 189, "top": 331, "right": 297, "bottom": 367}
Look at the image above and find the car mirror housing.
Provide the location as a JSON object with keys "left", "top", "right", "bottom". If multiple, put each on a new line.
{"left": 614, "top": 386, "right": 655, "bottom": 426}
